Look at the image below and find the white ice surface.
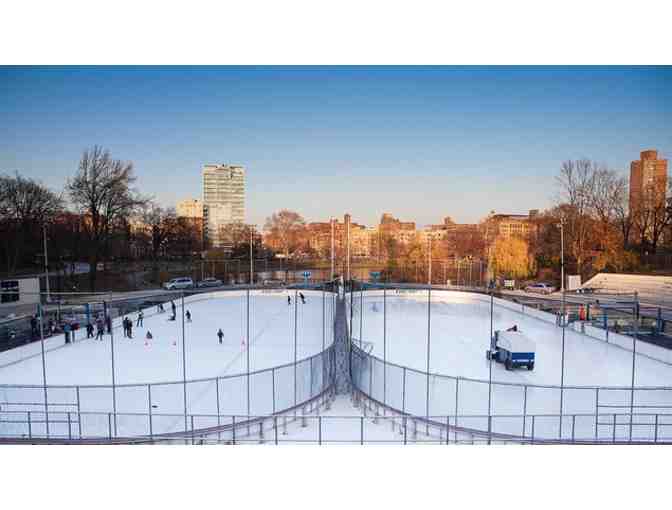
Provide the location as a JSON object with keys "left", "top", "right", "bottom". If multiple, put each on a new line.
{"left": 0, "top": 290, "right": 335, "bottom": 386}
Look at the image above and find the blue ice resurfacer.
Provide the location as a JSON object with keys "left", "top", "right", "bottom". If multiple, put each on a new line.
{"left": 486, "top": 330, "right": 535, "bottom": 371}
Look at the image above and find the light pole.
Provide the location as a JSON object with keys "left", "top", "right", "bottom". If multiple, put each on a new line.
{"left": 558, "top": 215, "right": 566, "bottom": 437}
{"left": 43, "top": 224, "right": 50, "bottom": 302}
{"left": 559, "top": 216, "right": 565, "bottom": 293}
{"left": 249, "top": 224, "right": 255, "bottom": 285}
{"left": 427, "top": 237, "right": 432, "bottom": 286}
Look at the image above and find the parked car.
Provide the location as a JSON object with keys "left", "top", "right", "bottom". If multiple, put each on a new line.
{"left": 524, "top": 282, "right": 556, "bottom": 295}
{"left": 163, "top": 277, "right": 194, "bottom": 290}
{"left": 263, "top": 279, "right": 286, "bottom": 287}
{"left": 197, "top": 277, "right": 223, "bottom": 288}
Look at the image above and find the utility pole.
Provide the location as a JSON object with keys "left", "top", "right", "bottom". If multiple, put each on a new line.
{"left": 559, "top": 216, "right": 565, "bottom": 293}
{"left": 427, "top": 237, "right": 432, "bottom": 285}
{"left": 330, "top": 218, "right": 335, "bottom": 280}
{"left": 43, "top": 224, "right": 50, "bottom": 302}
{"left": 249, "top": 225, "right": 254, "bottom": 285}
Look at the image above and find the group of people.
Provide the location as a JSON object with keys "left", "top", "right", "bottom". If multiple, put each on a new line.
{"left": 287, "top": 292, "right": 307, "bottom": 306}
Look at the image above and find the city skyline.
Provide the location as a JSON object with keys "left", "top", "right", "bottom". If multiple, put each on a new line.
{"left": 1, "top": 66, "right": 671, "bottom": 227}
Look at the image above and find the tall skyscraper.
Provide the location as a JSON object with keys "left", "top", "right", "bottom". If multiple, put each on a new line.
{"left": 202, "top": 164, "right": 245, "bottom": 248}
{"left": 629, "top": 149, "right": 668, "bottom": 213}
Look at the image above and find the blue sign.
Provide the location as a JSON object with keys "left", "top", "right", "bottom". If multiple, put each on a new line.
{"left": 370, "top": 271, "right": 381, "bottom": 281}
{"left": 303, "top": 271, "right": 311, "bottom": 279}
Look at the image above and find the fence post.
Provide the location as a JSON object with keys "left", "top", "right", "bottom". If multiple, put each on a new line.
{"left": 232, "top": 416, "right": 236, "bottom": 445}
{"left": 28, "top": 411, "right": 32, "bottom": 439}
{"left": 594, "top": 388, "right": 599, "bottom": 440}
{"left": 403, "top": 417, "right": 408, "bottom": 445}
{"left": 282, "top": 415, "right": 287, "bottom": 435}
{"left": 360, "top": 416, "right": 364, "bottom": 445}
{"left": 446, "top": 416, "right": 450, "bottom": 445}
{"left": 190, "top": 415, "right": 195, "bottom": 445}
{"left": 402, "top": 367, "right": 407, "bottom": 414}
{"left": 531, "top": 415, "right": 535, "bottom": 445}
{"left": 571, "top": 415, "right": 576, "bottom": 442}
{"left": 271, "top": 368, "right": 276, "bottom": 415}
{"left": 76, "top": 386, "right": 82, "bottom": 439}
{"left": 259, "top": 422, "right": 264, "bottom": 444}
{"left": 454, "top": 378, "right": 459, "bottom": 443}
{"left": 274, "top": 416, "right": 278, "bottom": 445}
{"left": 522, "top": 385, "right": 528, "bottom": 437}
{"left": 67, "top": 412, "right": 72, "bottom": 440}
{"left": 654, "top": 414, "right": 659, "bottom": 443}
{"left": 301, "top": 406, "right": 307, "bottom": 427}
{"left": 318, "top": 416, "right": 322, "bottom": 445}
{"left": 612, "top": 414, "right": 616, "bottom": 443}
{"left": 108, "top": 413, "right": 112, "bottom": 440}
{"left": 216, "top": 378, "right": 221, "bottom": 440}
{"left": 148, "top": 384, "right": 153, "bottom": 439}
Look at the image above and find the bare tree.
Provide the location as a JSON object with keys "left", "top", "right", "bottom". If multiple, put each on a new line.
{"left": 0, "top": 173, "right": 63, "bottom": 275}
{"left": 67, "top": 146, "right": 145, "bottom": 291}
{"left": 263, "top": 210, "right": 305, "bottom": 258}
{"left": 555, "top": 159, "right": 598, "bottom": 276}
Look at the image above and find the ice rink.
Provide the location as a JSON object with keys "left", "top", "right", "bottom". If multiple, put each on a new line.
{"left": 0, "top": 290, "right": 333, "bottom": 386}
{"left": 0, "top": 290, "right": 335, "bottom": 437}
{"left": 350, "top": 290, "right": 672, "bottom": 440}
{"left": 352, "top": 290, "right": 672, "bottom": 387}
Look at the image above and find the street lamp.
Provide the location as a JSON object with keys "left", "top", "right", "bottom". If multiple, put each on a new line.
{"left": 558, "top": 216, "right": 565, "bottom": 294}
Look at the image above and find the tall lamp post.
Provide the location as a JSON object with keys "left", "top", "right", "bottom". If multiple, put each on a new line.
{"left": 558, "top": 215, "right": 566, "bottom": 437}
{"left": 249, "top": 224, "right": 255, "bottom": 285}
{"left": 43, "top": 223, "right": 50, "bottom": 302}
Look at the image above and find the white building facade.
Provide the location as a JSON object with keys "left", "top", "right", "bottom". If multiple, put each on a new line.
{"left": 202, "top": 164, "right": 245, "bottom": 248}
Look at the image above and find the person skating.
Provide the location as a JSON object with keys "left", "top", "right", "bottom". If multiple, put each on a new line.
{"left": 122, "top": 317, "right": 128, "bottom": 338}
{"left": 30, "top": 315, "right": 38, "bottom": 339}
{"left": 506, "top": 325, "right": 518, "bottom": 332}
{"left": 63, "top": 322, "right": 71, "bottom": 344}
{"left": 146, "top": 331, "right": 153, "bottom": 340}
{"left": 299, "top": 292, "right": 306, "bottom": 304}
{"left": 96, "top": 321, "right": 105, "bottom": 341}
{"left": 217, "top": 328, "right": 224, "bottom": 344}
{"left": 105, "top": 315, "right": 112, "bottom": 334}
{"left": 137, "top": 310, "right": 144, "bottom": 327}
{"left": 287, "top": 295, "right": 291, "bottom": 306}
{"left": 186, "top": 310, "right": 191, "bottom": 322}
{"left": 127, "top": 318, "right": 133, "bottom": 339}
{"left": 86, "top": 322, "right": 94, "bottom": 338}
{"left": 171, "top": 301, "right": 176, "bottom": 315}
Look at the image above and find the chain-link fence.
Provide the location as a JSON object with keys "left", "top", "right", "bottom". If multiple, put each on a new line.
{"left": 347, "top": 283, "right": 672, "bottom": 443}
{"left": 0, "top": 285, "right": 338, "bottom": 439}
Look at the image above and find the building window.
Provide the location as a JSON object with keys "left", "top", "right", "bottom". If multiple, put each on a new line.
{"left": 1, "top": 280, "right": 20, "bottom": 303}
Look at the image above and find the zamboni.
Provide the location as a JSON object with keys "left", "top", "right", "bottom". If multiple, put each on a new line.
{"left": 486, "top": 327, "right": 535, "bottom": 371}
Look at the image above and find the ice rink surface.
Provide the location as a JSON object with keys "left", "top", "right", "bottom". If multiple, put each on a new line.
{"left": 353, "top": 291, "right": 672, "bottom": 387}
{"left": 0, "top": 290, "right": 334, "bottom": 386}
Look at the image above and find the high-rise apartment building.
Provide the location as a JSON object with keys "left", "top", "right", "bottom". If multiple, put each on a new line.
{"left": 202, "top": 164, "right": 245, "bottom": 248}
{"left": 629, "top": 150, "right": 668, "bottom": 213}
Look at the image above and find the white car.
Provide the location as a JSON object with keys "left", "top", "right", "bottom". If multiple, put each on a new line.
{"left": 524, "top": 282, "right": 555, "bottom": 295}
{"left": 163, "top": 277, "right": 194, "bottom": 290}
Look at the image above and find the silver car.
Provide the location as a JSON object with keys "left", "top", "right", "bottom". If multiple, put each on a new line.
{"left": 197, "top": 277, "right": 223, "bottom": 288}
{"left": 163, "top": 277, "right": 194, "bottom": 290}
{"left": 524, "top": 282, "right": 555, "bottom": 295}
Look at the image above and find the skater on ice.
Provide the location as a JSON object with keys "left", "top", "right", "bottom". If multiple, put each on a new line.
{"left": 287, "top": 295, "right": 291, "bottom": 306}
{"left": 217, "top": 328, "right": 224, "bottom": 344}
{"left": 146, "top": 331, "right": 153, "bottom": 340}
{"left": 157, "top": 303, "right": 165, "bottom": 313}
{"left": 95, "top": 321, "right": 104, "bottom": 341}
{"left": 299, "top": 292, "right": 306, "bottom": 304}
{"left": 506, "top": 324, "right": 518, "bottom": 332}
{"left": 136, "top": 310, "right": 144, "bottom": 327}
{"left": 86, "top": 322, "right": 94, "bottom": 338}
{"left": 186, "top": 310, "right": 192, "bottom": 322}
{"left": 171, "top": 301, "right": 176, "bottom": 315}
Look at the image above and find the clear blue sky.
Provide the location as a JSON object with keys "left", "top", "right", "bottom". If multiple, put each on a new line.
{"left": 1, "top": 66, "right": 671, "bottom": 227}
